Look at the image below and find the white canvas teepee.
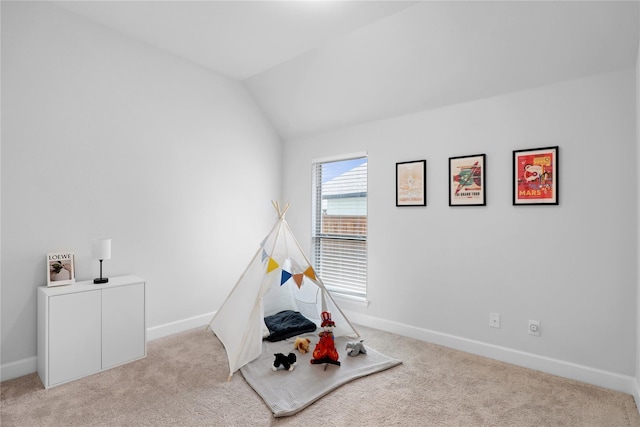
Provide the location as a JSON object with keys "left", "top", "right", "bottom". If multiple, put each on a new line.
{"left": 208, "top": 201, "right": 359, "bottom": 378}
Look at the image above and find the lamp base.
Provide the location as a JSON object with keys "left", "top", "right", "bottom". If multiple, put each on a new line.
{"left": 94, "top": 278, "right": 109, "bottom": 284}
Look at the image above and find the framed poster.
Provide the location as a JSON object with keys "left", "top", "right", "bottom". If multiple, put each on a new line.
{"left": 47, "top": 252, "right": 75, "bottom": 286}
{"left": 513, "top": 146, "right": 558, "bottom": 205}
{"left": 449, "top": 154, "right": 486, "bottom": 206}
{"left": 396, "top": 160, "right": 426, "bottom": 206}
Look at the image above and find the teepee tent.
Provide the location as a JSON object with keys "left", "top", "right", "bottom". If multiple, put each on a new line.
{"left": 208, "top": 201, "right": 359, "bottom": 378}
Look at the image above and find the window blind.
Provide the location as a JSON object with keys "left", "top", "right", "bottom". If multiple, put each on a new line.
{"left": 312, "top": 156, "right": 367, "bottom": 300}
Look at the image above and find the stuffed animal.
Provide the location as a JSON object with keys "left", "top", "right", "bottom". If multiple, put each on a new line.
{"left": 346, "top": 340, "right": 367, "bottom": 357}
{"left": 310, "top": 311, "right": 341, "bottom": 366}
{"left": 294, "top": 337, "right": 311, "bottom": 354}
{"left": 272, "top": 353, "right": 297, "bottom": 372}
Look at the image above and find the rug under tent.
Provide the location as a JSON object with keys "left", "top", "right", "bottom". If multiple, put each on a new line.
{"left": 240, "top": 332, "right": 402, "bottom": 417}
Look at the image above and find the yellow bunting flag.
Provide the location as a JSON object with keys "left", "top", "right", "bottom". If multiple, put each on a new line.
{"left": 267, "top": 258, "right": 279, "bottom": 273}
{"left": 303, "top": 266, "right": 316, "bottom": 281}
{"left": 293, "top": 274, "right": 304, "bottom": 289}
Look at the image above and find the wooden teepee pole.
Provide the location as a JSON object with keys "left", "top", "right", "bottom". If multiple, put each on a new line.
{"left": 271, "top": 200, "right": 290, "bottom": 219}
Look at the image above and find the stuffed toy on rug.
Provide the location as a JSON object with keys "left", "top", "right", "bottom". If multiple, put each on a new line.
{"left": 294, "top": 337, "right": 311, "bottom": 354}
{"left": 272, "top": 353, "right": 297, "bottom": 372}
{"left": 346, "top": 340, "right": 367, "bottom": 357}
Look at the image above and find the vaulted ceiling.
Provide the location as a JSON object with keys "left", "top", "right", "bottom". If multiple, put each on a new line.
{"left": 54, "top": 1, "right": 639, "bottom": 140}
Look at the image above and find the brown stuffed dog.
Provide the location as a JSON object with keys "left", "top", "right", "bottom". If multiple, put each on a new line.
{"left": 294, "top": 337, "right": 311, "bottom": 354}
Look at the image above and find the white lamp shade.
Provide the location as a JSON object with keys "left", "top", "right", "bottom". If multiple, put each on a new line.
{"left": 92, "top": 238, "right": 111, "bottom": 260}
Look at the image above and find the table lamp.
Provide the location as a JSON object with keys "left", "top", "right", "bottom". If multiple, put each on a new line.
{"left": 92, "top": 238, "right": 111, "bottom": 284}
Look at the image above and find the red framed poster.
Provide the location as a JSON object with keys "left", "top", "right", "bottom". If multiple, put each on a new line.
{"left": 513, "top": 146, "right": 558, "bottom": 205}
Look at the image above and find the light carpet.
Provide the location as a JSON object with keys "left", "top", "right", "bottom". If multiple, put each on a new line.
{"left": 240, "top": 334, "right": 402, "bottom": 417}
{"left": 1, "top": 325, "right": 639, "bottom": 426}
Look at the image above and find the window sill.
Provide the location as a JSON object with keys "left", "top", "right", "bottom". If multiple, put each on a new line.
{"left": 328, "top": 292, "right": 370, "bottom": 307}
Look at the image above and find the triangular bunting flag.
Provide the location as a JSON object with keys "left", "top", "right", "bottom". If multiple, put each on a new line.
{"left": 281, "top": 270, "right": 292, "bottom": 286}
{"left": 267, "top": 258, "right": 279, "bottom": 273}
{"left": 303, "top": 266, "right": 316, "bottom": 281}
{"left": 261, "top": 249, "right": 268, "bottom": 263}
{"left": 293, "top": 273, "right": 304, "bottom": 289}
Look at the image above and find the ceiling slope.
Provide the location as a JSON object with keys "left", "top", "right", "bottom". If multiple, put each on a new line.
{"left": 53, "top": 1, "right": 639, "bottom": 140}
{"left": 245, "top": 1, "right": 640, "bottom": 139}
{"left": 53, "top": 0, "right": 416, "bottom": 80}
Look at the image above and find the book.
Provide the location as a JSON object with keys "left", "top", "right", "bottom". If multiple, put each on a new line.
{"left": 47, "top": 252, "right": 75, "bottom": 287}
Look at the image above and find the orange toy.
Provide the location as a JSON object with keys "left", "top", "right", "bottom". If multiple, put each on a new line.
{"left": 310, "top": 311, "right": 341, "bottom": 367}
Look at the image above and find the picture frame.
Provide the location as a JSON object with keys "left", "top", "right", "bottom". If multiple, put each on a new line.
{"left": 513, "top": 146, "right": 558, "bottom": 205}
{"left": 449, "top": 154, "right": 486, "bottom": 206}
{"left": 47, "top": 252, "right": 75, "bottom": 286}
{"left": 396, "top": 160, "right": 426, "bottom": 206}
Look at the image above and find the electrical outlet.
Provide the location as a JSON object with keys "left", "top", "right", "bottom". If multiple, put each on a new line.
{"left": 528, "top": 320, "right": 540, "bottom": 336}
{"left": 490, "top": 312, "right": 500, "bottom": 328}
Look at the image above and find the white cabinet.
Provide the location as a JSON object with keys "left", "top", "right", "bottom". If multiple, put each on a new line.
{"left": 38, "top": 276, "right": 146, "bottom": 388}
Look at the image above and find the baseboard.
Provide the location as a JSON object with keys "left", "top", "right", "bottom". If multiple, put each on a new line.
{"left": 146, "top": 311, "right": 216, "bottom": 341}
{"left": 345, "top": 310, "right": 638, "bottom": 397}
{"left": 1, "top": 312, "right": 217, "bottom": 383}
{"left": 0, "top": 356, "right": 37, "bottom": 382}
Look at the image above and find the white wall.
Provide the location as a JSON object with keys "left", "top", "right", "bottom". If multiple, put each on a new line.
{"left": 636, "top": 36, "right": 640, "bottom": 404}
{"left": 284, "top": 69, "right": 637, "bottom": 392}
{"left": 0, "top": 0, "right": 3, "bottom": 382}
{"left": 1, "top": 2, "right": 281, "bottom": 379}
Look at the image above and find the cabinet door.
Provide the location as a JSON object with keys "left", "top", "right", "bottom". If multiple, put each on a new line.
{"left": 49, "top": 291, "right": 102, "bottom": 386}
{"left": 102, "top": 283, "right": 145, "bottom": 369}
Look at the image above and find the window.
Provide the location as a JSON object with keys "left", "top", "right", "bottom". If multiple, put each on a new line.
{"left": 312, "top": 154, "right": 367, "bottom": 300}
